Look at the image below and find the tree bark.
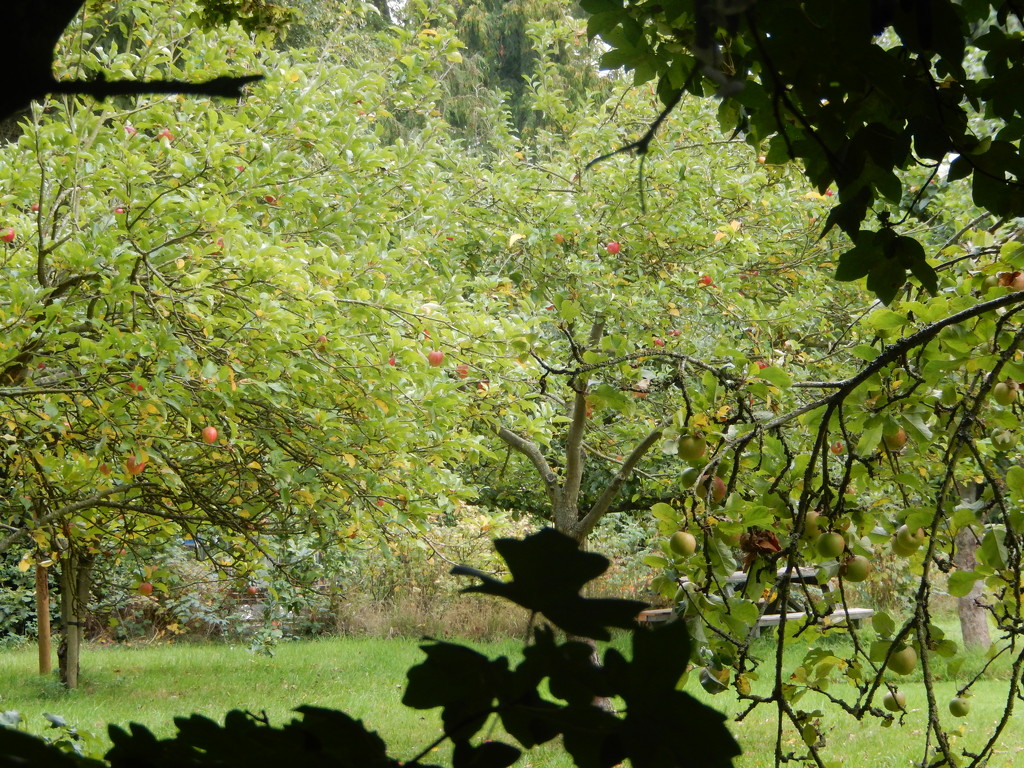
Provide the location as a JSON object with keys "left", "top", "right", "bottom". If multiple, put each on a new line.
{"left": 953, "top": 526, "right": 990, "bottom": 650}
{"left": 58, "top": 549, "right": 94, "bottom": 688}
{"left": 35, "top": 563, "right": 51, "bottom": 675}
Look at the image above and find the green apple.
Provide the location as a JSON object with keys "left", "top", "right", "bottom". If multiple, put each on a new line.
{"left": 891, "top": 536, "right": 919, "bottom": 557}
{"left": 896, "top": 524, "right": 926, "bottom": 550}
{"left": 669, "top": 530, "right": 698, "bottom": 557}
{"left": 677, "top": 435, "right": 707, "bottom": 461}
{"left": 948, "top": 697, "right": 970, "bottom": 717}
{"left": 840, "top": 554, "right": 871, "bottom": 582}
{"left": 887, "top": 644, "right": 917, "bottom": 675}
{"left": 815, "top": 532, "right": 846, "bottom": 559}
{"left": 801, "top": 509, "right": 821, "bottom": 540}
{"left": 992, "top": 429, "right": 1017, "bottom": 451}
{"left": 993, "top": 380, "right": 1018, "bottom": 406}
{"left": 883, "top": 690, "right": 906, "bottom": 712}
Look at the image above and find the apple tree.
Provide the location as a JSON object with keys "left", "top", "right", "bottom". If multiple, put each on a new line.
{"left": 429, "top": 12, "right": 1024, "bottom": 766}
{"left": 0, "top": 0, "right": 490, "bottom": 685}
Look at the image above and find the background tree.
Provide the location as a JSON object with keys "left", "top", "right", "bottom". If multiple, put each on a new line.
{"left": 580, "top": 0, "right": 1024, "bottom": 304}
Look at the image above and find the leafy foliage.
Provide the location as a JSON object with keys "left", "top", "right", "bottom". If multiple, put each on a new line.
{"left": 580, "top": 0, "right": 1024, "bottom": 303}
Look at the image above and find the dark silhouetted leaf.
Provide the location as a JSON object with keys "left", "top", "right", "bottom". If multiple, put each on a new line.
{"left": 451, "top": 528, "right": 648, "bottom": 640}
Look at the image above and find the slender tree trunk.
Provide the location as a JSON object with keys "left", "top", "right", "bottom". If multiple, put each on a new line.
{"left": 953, "top": 526, "right": 990, "bottom": 650}
{"left": 58, "top": 549, "right": 94, "bottom": 688}
{"left": 35, "top": 563, "right": 51, "bottom": 675}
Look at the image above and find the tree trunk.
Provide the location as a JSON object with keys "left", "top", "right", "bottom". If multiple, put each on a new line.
{"left": 35, "top": 563, "right": 51, "bottom": 675}
{"left": 58, "top": 550, "right": 94, "bottom": 688}
{"left": 953, "top": 526, "right": 990, "bottom": 650}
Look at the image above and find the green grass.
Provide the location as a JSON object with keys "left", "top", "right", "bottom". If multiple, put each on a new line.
{"left": 0, "top": 636, "right": 1021, "bottom": 767}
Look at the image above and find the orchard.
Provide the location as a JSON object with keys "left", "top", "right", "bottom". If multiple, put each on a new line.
{"left": 0, "top": 2, "right": 1022, "bottom": 768}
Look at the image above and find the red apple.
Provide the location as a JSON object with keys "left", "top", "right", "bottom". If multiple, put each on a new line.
{"left": 388, "top": 355, "right": 396, "bottom": 366}
{"left": 882, "top": 427, "right": 908, "bottom": 451}
{"left": 99, "top": 463, "right": 111, "bottom": 475}
{"left": 264, "top": 194, "right": 278, "bottom": 205}
{"left": 138, "top": 581, "right": 154, "bottom": 596}
{"left": 702, "top": 475, "right": 726, "bottom": 504}
{"left": 553, "top": 233, "right": 565, "bottom": 244}
{"left": 756, "top": 360, "right": 769, "bottom": 369}
{"left": 30, "top": 203, "right": 39, "bottom": 212}
{"left": 427, "top": 349, "right": 444, "bottom": 366}
{"left": 247, "top": 585, "right": 259, "bottom": 595}
{"left": 653, "top": 337, "right": 665, "bottom": 347}
{"left": 456, "top": 364, "right": 469, "bottom": 379}
{"left": 698, "top": 275, "right": 714, "bottom": 286}
{"left": 202, "top": 426, "right": 218, "bottom": 444}
{"left": 156, "top": 129, "right": 174, "bottom": 141}
{"left": 830, "top": 441, "right": 844, "bottom": 454}
{"left": 606, "top": 241, "right": 621, "bottom": 254}
{"left": 668, "top": 329, "right": 681, "bottom": 337}
{"left": 317, "top": 334, "right": 328, "bottom": 346}
{"left": 1, "top": 228, "right": 15, "bottom": 244}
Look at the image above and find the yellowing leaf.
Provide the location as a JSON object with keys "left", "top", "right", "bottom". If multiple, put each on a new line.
{"left": 247, "top": 461, "right": 262, "bottom": 469}
{"left": 343, "top": 453, "right": 357, "bottom": 468}
{"left": 17, "top": 556, "right": 32, "bottom": 572}
{"left": 729, "top": 219, "right": 742, "bottom": 231}
{"left": 714, "top": 231, "right": 726, "bottom": 242}
{"left": 508, "top": 233, "right": 525, "bottom": 247}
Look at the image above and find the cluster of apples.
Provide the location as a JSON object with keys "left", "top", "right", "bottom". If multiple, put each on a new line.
{"left": 677, "top": 435, "right": 727, "bottom": 504}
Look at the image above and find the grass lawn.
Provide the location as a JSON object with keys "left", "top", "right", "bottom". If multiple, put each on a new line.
{"left": 0, "top": 635, "right": 1021, "bottom": 767}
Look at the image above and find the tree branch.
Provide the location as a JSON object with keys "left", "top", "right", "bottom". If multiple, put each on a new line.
{"left": 0, "top": 485, "right": 137, "bottom": 555}
{"left": 579, "top": 412, "right": 674, "bottom": 540}
{"left": 496, "top": 427, "right": 562, "bottom": 509}
{"left": 562, "top": 319, "right": 604, "bottom": 516}
{"left": 51, "top": 75, "right": 263, "bottom": 101}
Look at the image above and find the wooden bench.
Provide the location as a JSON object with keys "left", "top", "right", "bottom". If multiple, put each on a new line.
{"left": 638, "top": 566, "right": 874, "bottom": 635}
{"left": 637, "top": 605, "right": 874, "bottom": 632}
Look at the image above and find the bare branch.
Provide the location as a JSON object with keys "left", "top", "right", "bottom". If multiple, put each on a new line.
{"left": 579, "top": 412, "right": 674, "bottom": 540}
{"left": 496, "top": 427, "right": 562, "bottom": 509}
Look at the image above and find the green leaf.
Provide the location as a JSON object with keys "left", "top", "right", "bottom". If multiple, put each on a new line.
{"left": 948, "top": 570, "right": 981, "bottom": 598}
{"left": 872, "top": 611, "right": 896, "bottom": 637}
{"left": 865, "top": 309, "right": 908, "bottom": 331}
{"left": 757, "top": 366, "right": 792, "bottom": 389}
{"left": 451, "top": 529, "right": 648, "bottom": 640}
{"left": 1005, "top": 465, "right": 1024, "bottom": 497}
